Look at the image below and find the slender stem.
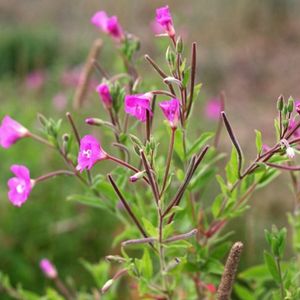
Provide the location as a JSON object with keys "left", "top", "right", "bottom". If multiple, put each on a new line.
{"left": 214, "top": 91, "right": 225, "bottom": 148}
{"left": 160, "top": 127, "right": 176, "bottom": 197}
{"left": 221, "top": 111, "right": 243, "bottom": 178}
{"left": 186, "top": 42, "right": 197, "bottom": 119}
{"left": 54, "top": 277, "right": 74, "bottom": 300}
{"left": 108, "top": 174, "right": 155, "bottom": 249}
{"left": 151, "top": 90, "right": 177, "bottom": 98}
{"left": 144, "top": 54, "right": 176, "bottom": 96}
{"left": 108, "top": 154, "right": 141, "bottom": 174}
{"left": 66, "top": 112, "right": 92, "bottom": 184}
{"left": 275, "top": 256, "right": 285, "bottom": 300}
{"left": 28, "top": 132, "right": 55, "bottom": 148}
{"left": 35, "top": 170, "right": 75, "bottom": 183}
{"left": 140, "top": 150, "right": 160, "bottom": 204}
{"left": 146, "top": 110, "right": 151, "bottom": 142}
{"left": 66, "top": 112, "right": 80, "bottom": 146}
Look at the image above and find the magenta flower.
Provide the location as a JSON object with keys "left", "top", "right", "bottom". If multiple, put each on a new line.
{"left": 96, "top": 83, "right": 113, "bottom": 108}
{"left": 125, "top": 94, "right": 153, "bottom": 122}
{"left": 91, "top": 11, "right": 124, "bottom": 41}
{"left": 0, "top": 116, "right": 29, "bottom": 148}
{"left": 288, "top": 118, "right": 300, "bottom": 137}
{"left": 159, "top": 98, "right": 180, "bottom": 128}
{"left": 40, "top": 259, "right": 57, "bottom": 279}
{"left": 7, "top": 165, "right": 34, "bottom": 207}
{"left": 205, "top": 98, "right": 222, "bottom": 120}
{"left": 156, "top": 6, "right": 175, "bottom": 38}
{"left": 76, "top": 135, "right": 107, "bottom": 172}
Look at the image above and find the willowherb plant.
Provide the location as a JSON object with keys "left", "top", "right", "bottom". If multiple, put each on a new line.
{"left": 1, "top": 5, "right": 300, "bottom": 300}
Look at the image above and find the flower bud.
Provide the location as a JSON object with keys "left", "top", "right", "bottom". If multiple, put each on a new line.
{"left": 166, "top": 46, "right": 175, "bottom": 67}
{"left": 129, "top": 170, "right": 145, "bottom": 183}
{"left": 287, "top": 96, "right": 294, "bottom": 113}
{"left": 40, "top": 259, "right": 57, "bottom": 279}
{"left": 176, "top": 36, "right": 183, "bottom": 54}
{"left": 277, "top": 95, "right": 284, "bottom": 111}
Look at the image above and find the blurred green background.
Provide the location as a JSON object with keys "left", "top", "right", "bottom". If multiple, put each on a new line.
{"left": 1, "top": 0, "right": 300, "bottom": 296}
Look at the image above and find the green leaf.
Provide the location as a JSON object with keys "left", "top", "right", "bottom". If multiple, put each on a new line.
{"left": 216, "top": 175, "right": 229, "bottom": 197}
{"left": 174, "top": 129, "right": 185, "bottom": 161}
{"left": 234, "top": 284, "right": 255, "bottom": 300}
{"left": 141, "top": 248, "right": 152, "bottom": 280}
{"left": 67, "top": 194, "right": 109, "bottom": 210}
{"left": 187, "top": 132, "right": 214, "bottom": 158}
{"left": 142, "top": 218, "right": 157, "bottom": 237}
{"left": 239, "top": 264, "right": 272, "bottom": 281}
{"left": 182, "top": 68, "right": 191, "bottom": 88}
{"left": 264, "top": 251, "right": 280, "bottom": 283}
{"left": 80, "top": 259, "right": 110, "bottom": 288}
{"left": 256, "top": 169, "right": 280, "bottom": 189}
{"left": 255, "top": 129, "right": 263, "bottom": 154}
{"left": 225, "top": 148, "right": 239, "bottom": 184}
{"left": 211, "top": 194, "right": 223, "bottom": 218}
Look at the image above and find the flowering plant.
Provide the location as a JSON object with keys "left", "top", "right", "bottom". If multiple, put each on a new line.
{"left": 1, "top": 5, "right": 300, "bottom": 300}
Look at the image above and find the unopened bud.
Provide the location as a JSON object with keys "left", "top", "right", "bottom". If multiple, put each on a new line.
{"left": 129, "top": 170, "right": 145, "bottom": 183}
{"left": 163, "top": 76, "right": 182, "bottom": 87}
{"left": 40, "top": 259, "right": 57, "bottom": 279}
{"left": 277, "top": 95, "right": 284, "bottom": 111}
{"left": 176, "top": 36, "right": 183, "bottom": 54}
{"left": 166, "top": 46, "right": 175, "bottom": 66}
{"left": 62, "top": 133, "right": 70, "bottom": 142}
{"left": 37, "top": 113, "right": 48, "bottom": 127}
{"left": 287, "top": 96, "right": 294, "bottom": 113}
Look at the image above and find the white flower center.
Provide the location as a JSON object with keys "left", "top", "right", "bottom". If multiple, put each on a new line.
{"left": 16, "top": 183, "right": 25, "bottom": 194}
{"left": 83, "top": 149, "right": 92, "bottom": 158}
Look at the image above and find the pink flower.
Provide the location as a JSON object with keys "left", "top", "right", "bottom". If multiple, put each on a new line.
{"left": 159, "top": 98, "right": 180, "bottom": 128}
{"left": 96, "top": 83, "right": 113, "bottom": 108}
{"left": 156, "top": 6, "right": 175, "bottom": 38}
{"left": 40, "top": 259, "right": 57, "bottom": 279}
{"left": 288, "top": 118, "right": 300, "bottom": 137}
{"left": 76, "top": 135, "right": 107, "bottom": 172}
{"left": 150, "top": 20, "right": 164, "bottom": 35}
{"left": 0, "top": 116, "right": 29, "bottom": 148}
{"left": 205, "top": 98, "right": 221, "bottom": 120}
{"left": 125, "top": 94, "right": 153, "bottom": 122}
{"left": 25, "top": 71, "right": 46, "bottom": 90}
{"left": 91, "top": 11, "right": 124, "bottom": 41}
{"left": 7, "top": 165, "right": 34, "bottom": 207}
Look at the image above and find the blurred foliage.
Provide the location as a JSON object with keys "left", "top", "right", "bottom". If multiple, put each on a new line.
{"left": 0, "top": 27, "right": 60, "bottom": 77}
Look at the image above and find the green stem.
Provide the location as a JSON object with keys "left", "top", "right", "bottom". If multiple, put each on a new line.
{"left": 35, "top": 170, "right": 75, "bottom": 183}
{"left": 276, "top": 256, "right": 285, "bottom": 300}
{"left": 28, "top": 132, "right": 55, "bottom": 148}
{"left": 160, "top": 127, "right": 176, "bottom": 197}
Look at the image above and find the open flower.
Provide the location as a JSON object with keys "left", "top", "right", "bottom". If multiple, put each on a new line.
{"left": 96, "top": 83, "right": 113, "bottom": 108}
{"left": 156, "top": 6, "right": 175, "bottom": 38}
{"left": 0, "top": 116, "right": 29, "bottom": 148}
{"left": 76, "top": 135, "right": 107, "bottom": 172}
{"left": 125, "top": 94, "right": 153, "bottom": 122}
{"left": 8, "top": 165, "right": 34, "bottom": 207}
{"left": 159, "top": 98, "right": 180, "bottom": 128}
{"left": 91, "top": 11, "right": 124, "bottom": 41}
{"left": 40, "top": 259, "right": 57, "bottom": 279}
